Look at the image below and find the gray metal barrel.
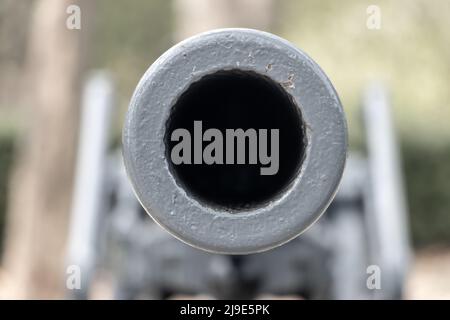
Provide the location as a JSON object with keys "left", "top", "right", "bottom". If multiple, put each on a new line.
{"left": 122, "top": 28, "right": 347, "bottom": 254}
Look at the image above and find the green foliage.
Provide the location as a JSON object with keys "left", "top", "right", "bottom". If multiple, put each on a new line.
{"left": 403, "top": 141, "right": 450, "bottom": 247}
{"left": 279, "top": 0, "right": 450, "bottom": 146}
{"left": 0, "top": 134, "right": 15, "bottom": 255}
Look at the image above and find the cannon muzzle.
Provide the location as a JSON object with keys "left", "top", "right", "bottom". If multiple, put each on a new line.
{"left": 122, "top": 29, "right": 347, "bottom": 254}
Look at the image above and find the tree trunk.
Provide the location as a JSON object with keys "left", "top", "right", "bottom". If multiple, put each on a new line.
{"left": 173, "top": 0, "right": 275, "bottom": 41}
{"left": 2, "top": 0, "right": 87, "bottom": 298}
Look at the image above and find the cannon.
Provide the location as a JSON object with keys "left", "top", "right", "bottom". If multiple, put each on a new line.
{"left": 122, "top": 28, "right": 348, "bottom": 254}
{"left": 66, "top": 29, "right": 409, "bottom": 299}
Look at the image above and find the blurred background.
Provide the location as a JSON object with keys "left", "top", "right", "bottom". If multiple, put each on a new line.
{"left": 0, "top": 0, "right": 449, "bottom": 299}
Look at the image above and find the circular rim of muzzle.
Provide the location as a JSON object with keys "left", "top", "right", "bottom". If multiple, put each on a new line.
{"left": 123, "top": 28, "right": 347, "bottom": 254}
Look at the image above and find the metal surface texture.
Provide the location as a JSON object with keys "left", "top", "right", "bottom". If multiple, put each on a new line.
{"left": 122, "top": 28, "right": 347, "bottom": 254}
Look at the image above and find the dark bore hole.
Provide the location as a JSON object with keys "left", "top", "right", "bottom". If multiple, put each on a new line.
{"left": 165, "top": 70, "right": 306, "bottom": 211}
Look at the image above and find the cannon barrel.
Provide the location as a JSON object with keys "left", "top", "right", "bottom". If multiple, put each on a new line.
{"left": 122, "top": 29, "right": 347, "bottom": 254}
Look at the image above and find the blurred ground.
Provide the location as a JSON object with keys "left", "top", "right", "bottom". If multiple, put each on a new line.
{"left": 1, "top": 247, "right": 450, "bottom": 299}
{"left": 405, "top": 247, "right": 450, "bottom": 299}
